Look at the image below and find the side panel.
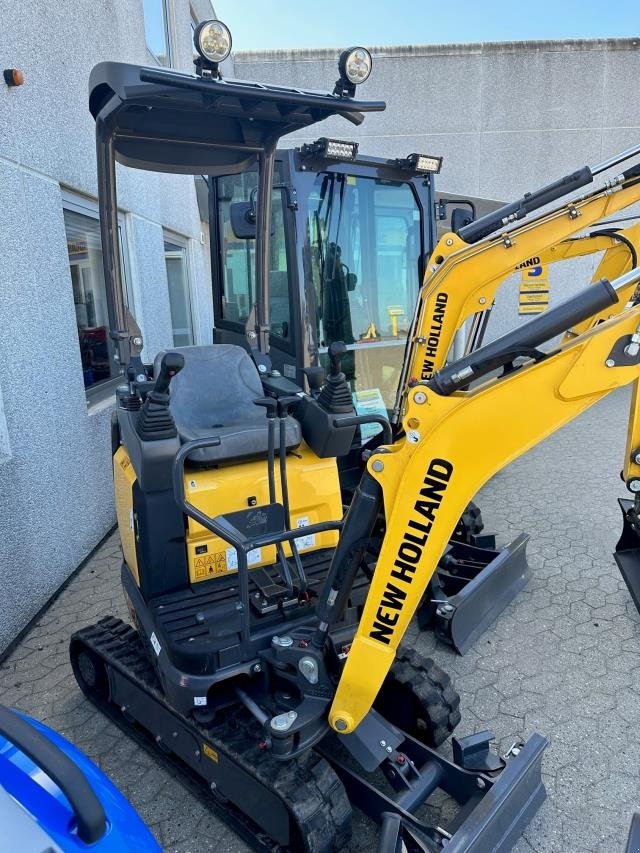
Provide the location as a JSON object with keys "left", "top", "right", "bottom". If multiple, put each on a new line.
{"left": 184, "top": 444, "right": 342, "bottom": 583}
{"left": 113, "top": 447, "right": 139, "bottom": 584}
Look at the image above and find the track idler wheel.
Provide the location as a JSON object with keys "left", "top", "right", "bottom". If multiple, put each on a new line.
{"left": 70, "top": 642, "right": 109, "bottom": 702}
{"left": 373, "top": 646, "right": 461, "bottom": 747}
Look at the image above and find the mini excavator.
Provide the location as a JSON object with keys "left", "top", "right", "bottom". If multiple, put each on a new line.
{"left": 71, "top": 20, "right": 640, "bottom": 853}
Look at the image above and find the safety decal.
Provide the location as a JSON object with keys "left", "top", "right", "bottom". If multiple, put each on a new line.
{"left": 202, "top": 743, "right": 219, "bottom": 763}
{"left": 150, "top": 632, "right": 161, "bottom": 657}
{"left": 518, "top": 262, "right": 549, "bottom": 315}
{"left": 194, "top": 551, "right": 227, "bottom": 579}
{"left": 295, "top": 517, "right": 316, "bottom": 551}
{"left": 226, "top": 547, "right": 262, "bottom": 570}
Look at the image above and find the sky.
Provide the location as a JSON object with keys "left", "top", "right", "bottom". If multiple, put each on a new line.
{"left": 212, "top": 0, "right": 639, "bottom": 52}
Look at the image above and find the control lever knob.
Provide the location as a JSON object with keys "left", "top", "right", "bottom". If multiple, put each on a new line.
{"left": 253, "top": 397, "right": 278, "bottom": 419}
{"left": 154, "top": 352, "right": 185, "bottom": 396}
{"left": 328, "top": 341, "right": 348, "bottom": 377}
{"left": 276, "top": 395, "right": 301, "bottom": 419}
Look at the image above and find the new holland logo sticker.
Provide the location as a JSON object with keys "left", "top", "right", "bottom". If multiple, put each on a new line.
{"left": 369, "top": 458, "right": 453, "bottom": 645}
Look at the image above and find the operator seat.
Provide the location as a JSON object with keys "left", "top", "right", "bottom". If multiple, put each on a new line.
{"left": 154, "top": 345, "right": 301, "bottom": 466}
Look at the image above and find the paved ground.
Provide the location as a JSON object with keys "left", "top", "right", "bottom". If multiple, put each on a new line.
{"left": 1, "top": 388, "right": 639, "bottom": 852}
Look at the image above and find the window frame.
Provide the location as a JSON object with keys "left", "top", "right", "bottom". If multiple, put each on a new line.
{"left": 61, "top": 190, "right": 133, "bottom": 405}
{"left": 163, "top": 230, "right": 196, "bottom": 347}
{"left": 142, "top": 0, "right": 172, "bottom": 67}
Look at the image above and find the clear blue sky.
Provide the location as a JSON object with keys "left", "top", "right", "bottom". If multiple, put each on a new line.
{"left": 212, "top": 0, "right": 639, "bottom": 51}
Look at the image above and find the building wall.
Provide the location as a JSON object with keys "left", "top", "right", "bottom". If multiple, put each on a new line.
{"left": 0, "top": 0, "right": 216, "bottom": 652}
{"left": 233, "top": 38, "right": 640, "bottom": 338}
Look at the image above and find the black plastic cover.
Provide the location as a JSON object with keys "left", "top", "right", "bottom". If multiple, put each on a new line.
{"left": 89, "top": 62, "right": 385, "bottom": 175}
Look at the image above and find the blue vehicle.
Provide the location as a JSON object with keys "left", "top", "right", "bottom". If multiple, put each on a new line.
{"left": 0, "top": 703, "right": 160, "bottom": 852}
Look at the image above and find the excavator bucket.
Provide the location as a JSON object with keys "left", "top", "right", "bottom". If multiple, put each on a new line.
{"left": 418, "top": 533, "right": 530, "bottom": 654}
{"left": 615, "top": 499, "right": 640, "bottom": 613}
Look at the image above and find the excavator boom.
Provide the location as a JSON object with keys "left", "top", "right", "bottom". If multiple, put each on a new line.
{"left": 330, "top": 266, "right": 640, "bottom": 731}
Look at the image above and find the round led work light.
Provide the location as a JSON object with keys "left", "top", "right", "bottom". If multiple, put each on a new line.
{"left": 340, "top": 47, "right": 372, "bottom": 86}
{"left": 334, "top": 46, "right": 372, "bottom": 97}
{"left": 194, "top": 19, "right": 232, "bottom": 65}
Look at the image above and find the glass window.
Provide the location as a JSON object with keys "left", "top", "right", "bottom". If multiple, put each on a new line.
{"left": 164, "top": 238, "right": 194, "bottom": 347}
{"left": 64, "top": 209, "right": 129, "bottom": 391}
{"left": 216, "top": 168, "right": 292, "bottom": 342}
{"left": 308, "top": 174, "right": 421, "bottom": 412}
{"left": 143, "top": 0, "right": 171, "bottom": 66}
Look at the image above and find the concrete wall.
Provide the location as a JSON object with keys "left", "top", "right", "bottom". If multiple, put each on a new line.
{"left": 0, "top": 0, "right": 215, "bottom": 652}
{"left": 234, "top": 38, "right": 640, "bottom": 339}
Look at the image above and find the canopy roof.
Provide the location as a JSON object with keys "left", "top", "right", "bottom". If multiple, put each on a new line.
{"left": 89, "top": 62, "right": 386, "bottom": 175}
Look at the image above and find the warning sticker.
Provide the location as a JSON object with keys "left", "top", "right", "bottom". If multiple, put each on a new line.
{"left": 519, "top": 291, "right": 549, "bottom": 305}
{"left": 202, "top": 743, "right": 219, "bottom": 763}
{"left": 519, "top": 263, "right": 549, "bottom": 316}
{"left": 295, "top": 517, "right": 316, "bottom": 551}
{"left": 226, "top": 547, "right": 262, "bottom": 570}
{"left": 193, "top": 551, "right": 227, "bottom": 579}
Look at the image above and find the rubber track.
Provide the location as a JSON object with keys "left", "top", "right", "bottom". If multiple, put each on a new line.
{"left": 71, "top": 617, "right": 351, "bottom": 853}
{"left": 389, "top": 645, "right": 461, "bottom": 747}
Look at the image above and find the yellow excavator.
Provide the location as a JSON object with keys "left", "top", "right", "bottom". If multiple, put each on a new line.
{"left": 70, "top": 20, "right": 640, "bottom": 853}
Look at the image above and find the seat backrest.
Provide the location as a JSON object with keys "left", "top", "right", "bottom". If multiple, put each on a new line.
{"left": 154, "top": 344, "right": 263, "bottom": 430}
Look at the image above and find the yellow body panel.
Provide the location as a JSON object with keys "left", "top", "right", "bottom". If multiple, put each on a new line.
{"left": 184, "top": 443, "right": 341, "bottom": 583}
{"left": 113, "top": 446, "right": 140, "bottom": 584}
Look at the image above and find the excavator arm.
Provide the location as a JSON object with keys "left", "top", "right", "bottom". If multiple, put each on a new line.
{"left": 329, "top": 266, "right": 640, "bottom": 733}
{"left": 393, "top": 160, "right": 640, "bottom": 423}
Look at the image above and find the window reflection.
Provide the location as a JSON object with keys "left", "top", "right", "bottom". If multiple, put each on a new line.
{"left": 64, "top": 209, "right": 124, "bottom": 390}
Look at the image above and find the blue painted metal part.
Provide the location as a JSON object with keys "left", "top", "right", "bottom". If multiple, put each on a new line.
{"left": 0, "top": 709, "right": 161, "bottom": 851}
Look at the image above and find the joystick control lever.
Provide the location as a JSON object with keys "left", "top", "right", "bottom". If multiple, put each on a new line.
{"left": 328, "top": 340, "right": 347, "bottom": 378}
{"left": 317, "top": 340, "right": 353, "bottom": 414}
{"left": 153, "top": 352, "right": 185, "bottom": 396}
{"left": 135, "top": 352, "right": 184, "bottom": 441}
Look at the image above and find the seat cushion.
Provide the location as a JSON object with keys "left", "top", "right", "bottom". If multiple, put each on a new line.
{"left": 155, "top": 344, "right": 301, "bottom": 465}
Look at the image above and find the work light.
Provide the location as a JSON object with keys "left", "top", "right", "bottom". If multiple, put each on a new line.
{"left": 397, "top": 153, "right": 444, "bottom": 174}
{"left": 301, "top": 137, "right": 359, "bottom": 160}
{"left": 194, "top": 19, "right": 232, "bottom": 66}
{"left": 333, "top": 46, "right": 372, "bottom": 97}
{"left": 340, "top": 47, "right": 372, "bottom": 86}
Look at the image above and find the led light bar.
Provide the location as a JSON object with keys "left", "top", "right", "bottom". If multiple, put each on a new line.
{"left": 300, "top": 137, "right": 359, "bottom": 160}
{"left": 397, "top": 153, "right": 444, "bottom": 174}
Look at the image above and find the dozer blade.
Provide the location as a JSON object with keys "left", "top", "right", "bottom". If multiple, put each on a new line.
{"left": 614, "top": 499, "right": 640, "bottom": 615}
{"left": 422, "top": 533, "right": 530, "bottom": 655}
{"left": 321, "top": 727, "right": 548, "bottom": 853}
